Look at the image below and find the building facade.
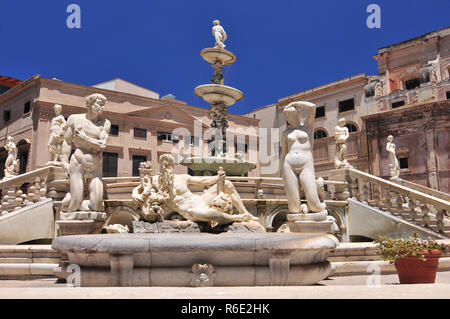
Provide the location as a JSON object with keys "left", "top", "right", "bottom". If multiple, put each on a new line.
{"left": 0, "top": 76, "right": 260, "bottom": 179}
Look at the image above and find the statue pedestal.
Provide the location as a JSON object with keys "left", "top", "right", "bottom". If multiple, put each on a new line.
{"left": 57, "top": 211, "right": 107, "bottom": 236}
{"left": 287, "top": 211, "right": 335, "bottom": 234}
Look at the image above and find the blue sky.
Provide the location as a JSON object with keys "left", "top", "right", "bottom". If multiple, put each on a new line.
{"left": 1, "top": 0, "right": 449, "bottom": 115}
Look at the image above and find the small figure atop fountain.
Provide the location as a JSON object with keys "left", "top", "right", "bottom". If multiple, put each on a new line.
{"left": 212, "top": 20, "right": 227, "bottom": 49}
{"left": 334, "top": 118, "right": 353, "bottom": 169}
{"left": 47, "top": 104, "right": 67, "bottom": 166}
{"left": 3, "top": 136, "right": 19, "bottom": 180}
{"left": 386, "top": 135, "right": 401, "bottom": 181}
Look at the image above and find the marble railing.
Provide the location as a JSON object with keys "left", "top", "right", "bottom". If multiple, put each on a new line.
{"left": 0, "top": 166, "right": 64, "bottom": 216}
{"left": 333, "top": 168, "right": 450, "bottom": 235}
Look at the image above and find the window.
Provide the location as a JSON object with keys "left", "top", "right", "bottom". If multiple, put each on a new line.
{"left": 315, "top": 106, "right": 325, "bottom": 118}
{"left": 3, "top": 110, "right": 10, "bottom": 122}
{"left": 345, "top": 124, "right": 358, "bottom": 133}
{"left": 103, "top": 152, "right": 118, "bottom": 177}
{"left": 185, "top": 135, "right": 199, "bottom": 146}
{"left": 235, "top": 143, "right": 248, "bottom": 153}
{"left": 399, "top": 157, "right": 409, "bottom": 169}
{"left": 314, "top": 130, "right": 328, "bottom": 140}
{"left": 447, "top": 91, "right": 450, "bottom": 100}
{"left": 134, "top": 128, "right": 147, "bottom": 139}
{"left": 19, "top": 150, "right": 28, "bottom": 174}
{"left": 23, "top": 102, "right": 31, "bottom": 114}
{"left": 338, "top": 98, "right": 355, "bottom": 113}
{"left": 132, "top": 155, "right": 147, "bottom": 176}
{"left": 158, "top": 131, "right": 173, "bottom": 142}
{"left": 392, "top": 101, "right": 405, "bottom": 109}
{"left": 110, "top": 124, "right": 119, "bottom": 136}
{"left": 405, "top": 78, "right": 420, "bottom": 90}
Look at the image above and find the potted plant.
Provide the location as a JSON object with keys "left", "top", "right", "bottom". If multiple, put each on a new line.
{"left": 375, "top": 234, "right": 448, "bottom": 284}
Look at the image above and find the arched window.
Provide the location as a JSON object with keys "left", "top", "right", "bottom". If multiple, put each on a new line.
{"left": 314, "top": 129, "right": 328, "bottom": 140}
{"left": 345, "top": 123, "right": 358, "bottom": 133}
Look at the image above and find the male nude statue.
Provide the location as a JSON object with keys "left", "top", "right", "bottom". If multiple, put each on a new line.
{"left": 212, "top": 20, "right": 227, "bottom": 49}
{"left": 334, "top": 118, "right": 352, "bottom": 169}
{"left": 61, "top": 93, "right": 111, "bottom": 214}
{"left": 47, "top": 104, "right": 67, "bottom": 165}
{"left": 3, "top": 136, "right": 19, "bottom": 178}
{"left": 151, "top": 154, "right": 257, "bottom": 227}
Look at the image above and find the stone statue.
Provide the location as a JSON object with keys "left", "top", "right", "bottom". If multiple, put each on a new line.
{"left": 375, "top": 81, "right": 383, "bottom": 97}
{"left": 386, "top": 135, "right": 400, "bottom": 181}
{"left": 106, "top": 224, "right": 129, "bottom": 234}
{"left": 3, "top": 136, "right": 19, "bottom": 179}
{"left": 132, "top": 161, "right": 167, "bottom": 222}
{"left": 212, "top": 20, "right": 227, "bottom": 49}
{"left": 150, "top": 154, "right": 257, "bottom": 227}
{"left": 61, "top": 93, "right": 111, "bottom": 218}
{"left": 281, "top": 102, "right": 327, "bottom": 214}
{"left": 47, "top": 104, "right": 67, "bottom": 166}
{"left": 334, "top": 118, "right": 353, "bottom": 169}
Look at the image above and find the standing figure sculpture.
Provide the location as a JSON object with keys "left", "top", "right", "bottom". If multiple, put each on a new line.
{"left": 386, "top": 135, "right": 400, "bottom": 181}
{"left": 3, "top": 136, "right": 19, "bottom": 179}
{"left": 212, "top": 20, "right": 227, "bottom": 49}
{"left": 334, "top": 118, "right": 353, "bottom": 169}
{"left": 151, "top": 154, "right": 258, "bottom": 228}
{"left": 281, "top": 102, "right": 327, "bottom": 214}
{"left": 47, "top": 104, "right": 67, "bottom": 166}
{"left": 61, "top": 93, "right": 110, "bottom": 217}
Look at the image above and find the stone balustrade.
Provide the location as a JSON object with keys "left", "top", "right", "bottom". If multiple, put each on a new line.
{"left": 0, "top": 166, "right": 64, "bottom": 216}
{"left": 332, "top": 168, "right": 450, "bottom": 235}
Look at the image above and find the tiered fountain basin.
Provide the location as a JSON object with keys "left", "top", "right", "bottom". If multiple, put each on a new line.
{"left": 52, "top": 232, "right": 337, "bottom": 287}
{"left": 194, "top": 84, "right": 243, "bottom": 106}
{"left": 180, "top": 156, "right": 256, "bottom": 176}
{"left": 200, "top": 48, "right": 236, "bottom": 65}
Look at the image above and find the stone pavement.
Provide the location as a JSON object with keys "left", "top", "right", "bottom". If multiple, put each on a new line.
{"left": 0, "top": 272, "right": 449, "bottom": 299}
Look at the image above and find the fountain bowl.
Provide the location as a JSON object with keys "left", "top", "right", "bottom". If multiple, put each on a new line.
{"left": 194, "top": 84, "right": 244, "bottom": 106}
{"left": 200, "top": 47, "right": 236, "bottom": 65}
{"left": 52, "top": 232, "right": 338, "bottom": 287}
{"left": 180, "top": 156, "right": 256, "bottom": 176}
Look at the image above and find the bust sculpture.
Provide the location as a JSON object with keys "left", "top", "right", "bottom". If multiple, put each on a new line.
{"left": 3, "top": 136, "right": 19, "bottom": 179}
{"left": 149, "top": 154, "right": 258, "bottom": 228}
{"left": 334, "top": 118, "right": 353, "bottom": 169}
{"left": 386, "top": 135, "right": 400, "bottom": 180}
{"left": 61, "top": 93, "right": 111, "bottom": 217}
{"left": 212, "top": 20, "right": 227, "bottom": 49}
{"left": 281, "top": 102, "right": 327, "bottom": 214}
{"left": 47, "top": 104, "right": 67, "bottom": 166}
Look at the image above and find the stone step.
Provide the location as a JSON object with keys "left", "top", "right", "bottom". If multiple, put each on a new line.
{"left": 330, "top": 257, "right": 450, "bottom": 277}
{"left": 0, "top": 257, "right": 60, "bottom": 264}
{"left": 0, "top": 263, "right": 58, "bottom": 278}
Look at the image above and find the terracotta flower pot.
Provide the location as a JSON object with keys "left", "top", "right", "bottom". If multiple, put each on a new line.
{"left": 394, "top": 249, "right": 443, "bottom": 284}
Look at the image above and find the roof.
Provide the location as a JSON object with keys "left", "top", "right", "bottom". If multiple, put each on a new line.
{"left": 0, "top": 76, "right": 22, "bottom": 88}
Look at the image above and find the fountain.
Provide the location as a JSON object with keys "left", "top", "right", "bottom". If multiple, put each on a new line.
{"left": 180, "top": 20, "right": 256, "bottom": 176}
{"left": 51, "top": 20, "right": 338, "bottom": 287}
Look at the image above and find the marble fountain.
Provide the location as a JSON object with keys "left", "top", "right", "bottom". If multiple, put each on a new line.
{"left": 51, "top": 20, "right": 338, "bottom": 287}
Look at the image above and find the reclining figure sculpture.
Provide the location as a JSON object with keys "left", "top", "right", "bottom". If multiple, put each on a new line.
{"left": 133, "top": 154, "right": 258, "bottom": 228}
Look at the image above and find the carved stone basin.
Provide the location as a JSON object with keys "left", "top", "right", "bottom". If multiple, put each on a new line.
{"left": 52, "top": 232, "right": 338, "bottom": 287}
{"left": 180, "top": 156, "right": 256, "bottom": 176}
{"left": 194, "top": 84, "right": 244, "bottom": 106}
{"left": 200, "top": 47, "right": 236, "bottom": 65}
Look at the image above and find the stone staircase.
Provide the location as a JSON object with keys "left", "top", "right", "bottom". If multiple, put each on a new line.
{"left": 0, "top": 245, "right": 61, "bottom": 279}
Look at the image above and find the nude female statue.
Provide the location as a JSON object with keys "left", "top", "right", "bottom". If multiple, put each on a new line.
{"left": 281, "top": 102, "right": 326, "bottom": 214}
{"left": 151, "top": 154, "right": 258, "bottom": 227}
{"left": 386, "top": 135, "right": 400, "bottom": 180}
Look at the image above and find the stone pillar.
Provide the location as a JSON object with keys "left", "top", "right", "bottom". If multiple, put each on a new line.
{"left": 109, "top": 254, "right": 134, "bottom": 287}
{"left": 423, "top": 124, "right": 439, "bottom": 190}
